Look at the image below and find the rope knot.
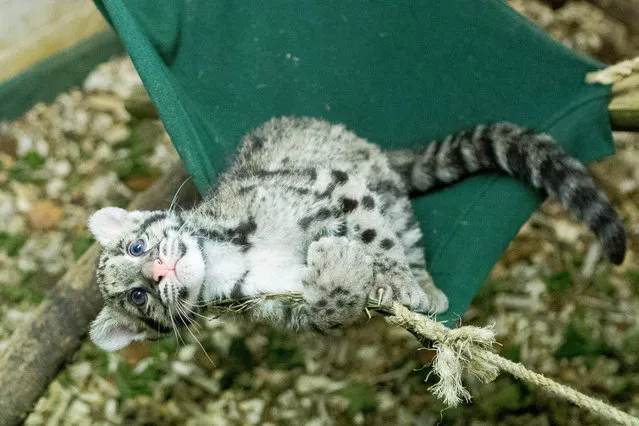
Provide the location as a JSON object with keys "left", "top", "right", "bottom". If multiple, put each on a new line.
{"left": 430, "top": 324, "right": 500, "bottom": 406}
{"left": 387, "top": 302, "right": 499, "bottom": 406}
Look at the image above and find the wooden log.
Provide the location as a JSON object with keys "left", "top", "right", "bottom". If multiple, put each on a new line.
{"left": 609, "top": 73, "right": 639, "bottom": 131}
{"left": 0, "top": 163, "right": 199, "bottom": 426}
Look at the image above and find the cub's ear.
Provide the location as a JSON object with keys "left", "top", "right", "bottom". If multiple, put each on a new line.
{"left": 89, "top": 305, "right": 147, "bottom": 351}
{"left": 88, "top": 207, "right": 135, "bottom": 246}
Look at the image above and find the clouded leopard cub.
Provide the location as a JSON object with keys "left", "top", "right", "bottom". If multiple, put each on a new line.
{"left": 88, "top": 117, "right": 626, "bottom": 351}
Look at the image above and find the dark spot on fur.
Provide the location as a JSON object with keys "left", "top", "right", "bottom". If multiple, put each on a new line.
{"left": 330, "top": 287, "right": 349, "bottom": 297}
{"left": 315, "top": 183, "right": 336, "bottom": 199}
{"left": 505, "top": 138, "right": 531, "bottom": 183}
{"left": 230, "top": 271, "right": 249, "bottom": 299}
{"left": 238, "top": 185, "right": 257, "bottom": 195}
{"left": 361, "top": 195, "right": 375, "bottom": 210}
{"left": 316, "top": 299, "right": 328, "bottom": 308}
{"left": 368, "top": 179, "right": 404, "bottom": 198}
{"left": 178, "top": 287, "right": 188, "bottom": 300}
{"left": 340, "top": 197, "right": 358, "bottom": 213}
{"left": 316, "top": 208, "right": 331, "bottom": 220}
{"left": 325, "top": 308, "right": 335, "bottom": 316}
{"left": 361, "top": 229, "right": 377, "bottom": 243}
{"left": 249, "top": 134, "right": 265, "bottom": 149}
{"left": 539, "top": 158, "right": 569, "bottom": 196}
{"left": 335, "top": 220, "right": 348, "bottom": 237}
{"left": 331, "top": 170, "right": 349, "bottom": 184}
{"left": 197, "top": 227, "right": 225, "bottom": 242}
{"left": 139, "top": 212, "right": 167, "bottom": 233}
{"left": 356, "top": 149, "right": 371, "bottom": 160}
{"left": 304, "top": 168, "right": 318, "bottom": 181}
{"left": 336, "top": 299, "right": 345, "bottom": 308}
{"left": 299, "top": 216, "right": 314, "bottom": 230}
{"left": 380, "top": 238, "right": 395, "bottom": 250}
{"left": 229, "top": 218, "right": 257, "bottom": 250}
{"left": 287, "top": 186, "right": 310, "bottom": 195}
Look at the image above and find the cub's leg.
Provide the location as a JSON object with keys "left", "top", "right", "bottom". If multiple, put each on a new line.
{"left": 338, "top": 190, "right": 449, "bottom": 315}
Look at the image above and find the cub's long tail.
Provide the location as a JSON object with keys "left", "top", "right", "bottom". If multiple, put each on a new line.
{"left": 386, "top": 122, "right": 626, "bottom": 264}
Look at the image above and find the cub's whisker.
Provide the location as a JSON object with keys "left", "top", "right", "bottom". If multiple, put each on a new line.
{"left": 176, "top": 301, "right": 216, "bottom": 367}
{"left": 169, "top": 176, "right": 193, "bottom": 214}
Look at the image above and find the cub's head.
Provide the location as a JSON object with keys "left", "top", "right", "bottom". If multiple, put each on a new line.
{"left": 88, "top": 207, "right": 206, "bottom": 351}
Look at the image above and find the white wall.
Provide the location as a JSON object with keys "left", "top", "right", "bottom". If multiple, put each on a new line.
{"left": 0, "top": 0, "right": 107, "bottom": 80}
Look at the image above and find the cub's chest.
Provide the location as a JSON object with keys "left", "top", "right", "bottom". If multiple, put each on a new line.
{"left": 242, "top": 241, "right": 307, "bottom": 295}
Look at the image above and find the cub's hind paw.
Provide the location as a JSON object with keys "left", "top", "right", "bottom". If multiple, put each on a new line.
{"left": 304, "top": 237, "right": 374, "bottom": 328}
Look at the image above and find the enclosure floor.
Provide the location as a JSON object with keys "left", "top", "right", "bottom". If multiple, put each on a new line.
{"left": 1, "top": 1, "right": 639, "bottom": 424}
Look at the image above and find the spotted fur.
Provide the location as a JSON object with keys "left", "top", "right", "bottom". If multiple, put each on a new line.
{"left": 88, "top": 117, "right": 625, "bottom": 351}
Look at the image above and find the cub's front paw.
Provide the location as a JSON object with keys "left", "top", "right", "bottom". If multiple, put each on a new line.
{"left": 369, "top": 268, "right": 449, "bottom": 315}
{"left": 304, "top": 237, "right": 374, "bottom": 328}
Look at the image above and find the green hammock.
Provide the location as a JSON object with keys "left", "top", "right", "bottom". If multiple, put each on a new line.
{"left": 94, "top": 0, "right": 614, "bottom": 321}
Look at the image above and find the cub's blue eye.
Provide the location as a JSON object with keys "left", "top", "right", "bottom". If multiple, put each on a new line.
{"left": 127, "top": 239, "right": 146, "bottom": 256}
{"left": 129, "top": 288, "right": 147, "bottom": 306}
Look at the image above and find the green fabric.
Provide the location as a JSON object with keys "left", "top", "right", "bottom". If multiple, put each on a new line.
{"left": 95, "top": 0, "right": 614, "bottom": 322}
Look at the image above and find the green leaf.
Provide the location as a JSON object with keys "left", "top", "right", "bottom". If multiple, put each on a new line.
{"left": 0, "top": 273, "right": 45, "bottom": 304}
{"left": 266, "top": 329, "right": 305, "bottom": 370}
{"left": 114, "top": 360, "right": 162, "bottom": 400}
{"left": 554, "top": 323, "right": 615, "bottom": 360}
{"left": 0, "top": 232, "right": 28, "bottom": 257}
{"left": 22, "top": 151, "right": 46, "bottom": 169}
{"left": 545, "top": 270, "right": 572, "bottom": 293}
{"left": 339, "top": 382, "right": 378, "bottom": 418}
{"left": 73, "top": 234, "right": 94, "bottom": 259}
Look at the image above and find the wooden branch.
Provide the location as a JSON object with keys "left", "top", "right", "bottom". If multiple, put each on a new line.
{"left": 609, "top": 73, "right": 639, "bottom": 131}
{"left": 0, "top": 162, "right": 199, "bottom": 426}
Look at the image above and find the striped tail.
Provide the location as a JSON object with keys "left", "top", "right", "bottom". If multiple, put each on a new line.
{"left": 386, "top": 122, "right": 626, "bottom": 264}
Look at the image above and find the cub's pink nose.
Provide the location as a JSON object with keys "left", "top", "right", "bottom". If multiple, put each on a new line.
{"left": 152, "top": 258, "right": 175, "bottom": 282}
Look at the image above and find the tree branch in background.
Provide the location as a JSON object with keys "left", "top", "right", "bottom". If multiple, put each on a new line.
{"left": 609, "top": 73, "right": 639, "bottom": 131}
{"left": 0, "top": 163, "right": 199, "bottom": 426}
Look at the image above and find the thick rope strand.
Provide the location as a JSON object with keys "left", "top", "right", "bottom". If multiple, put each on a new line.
{"left": 479, "top": 350, "right": 639, "bottom": 426}
{"left": 386, "top": 303, "right": 639, "bottom": 426}
{"left": 210, "top": 295, "right": 638, "bottom": 424}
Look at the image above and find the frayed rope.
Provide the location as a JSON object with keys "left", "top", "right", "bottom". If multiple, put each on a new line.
{"left": 586, "top": 56, "right": 639, "bottom": 85}
{"left": 209, "top": 294, "right": 639, "bottom": 424}
{"left": 385, "top": 303, "right": 639, "bottom": 426}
